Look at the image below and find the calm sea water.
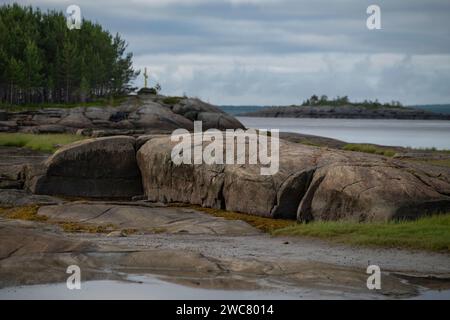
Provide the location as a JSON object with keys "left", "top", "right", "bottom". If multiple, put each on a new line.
{"left": 237, "top": 117, "right": 450, "bottom": 149}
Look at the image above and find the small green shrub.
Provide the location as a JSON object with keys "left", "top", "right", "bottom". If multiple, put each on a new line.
{"left": 343, "top": 144, "right": 396, "bottom": 157}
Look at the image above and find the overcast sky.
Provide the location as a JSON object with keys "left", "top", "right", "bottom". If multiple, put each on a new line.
{"left": 5, "top": 0, "right": 450, "bottom": 105}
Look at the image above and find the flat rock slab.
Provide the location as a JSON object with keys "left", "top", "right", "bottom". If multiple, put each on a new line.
{"left": 1, "top": 218, "right": 441, "bottom": 298}
{"left": 0, "top": 189, "right": 63, "bottom": 207}
{"left": 37, "top": 202, "right": 260, "bottom": 236}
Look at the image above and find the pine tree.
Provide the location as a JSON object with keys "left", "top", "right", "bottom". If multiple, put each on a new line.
{"left": 23, "top": 39, "right": 43, "bottom": 103}
{"left": 0, "top": 4, "right": 139, "bottom": 105}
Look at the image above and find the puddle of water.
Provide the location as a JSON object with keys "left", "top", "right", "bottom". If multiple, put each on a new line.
{"left": 0, "top": 274, "right": 362, "bottom": 300}
{"left": 1, "top": 274, "right": 448, "bottom": 300}
{"left": 410, "top": 289, "right": 450, "bottom": 300}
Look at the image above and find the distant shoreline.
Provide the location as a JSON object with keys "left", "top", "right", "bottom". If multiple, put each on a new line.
{"left": 220, "top": 104, "right": 450, "bottom": 120}
{"left": 231, "top": 105, "right": 450, "bottom": 120}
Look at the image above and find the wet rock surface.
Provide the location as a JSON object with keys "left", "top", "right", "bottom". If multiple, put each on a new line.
{"left": 0, "top": 147, "right": 449, "bottom": 298}
{"left": 0, "top": 217, "right": 449, "bottom": 298}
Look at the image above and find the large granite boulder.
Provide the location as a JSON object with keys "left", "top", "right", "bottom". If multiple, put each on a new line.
{"left": 137, "top": 134, "right": 450, "bottom": 221}
{"left": 171, "top": 98, "right": 244, "bottom": 130}
{"left": 26, "top": 136, "right": 142, "bottom": 198}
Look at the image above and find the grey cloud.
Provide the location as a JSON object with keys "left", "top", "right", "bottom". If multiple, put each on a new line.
{"left": 4, "top": 0, "right": 450, "bottom": 104}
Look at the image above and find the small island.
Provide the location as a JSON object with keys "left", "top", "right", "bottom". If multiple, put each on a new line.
{"left": 239, "top": 95, "right": 450, "bottom": 120}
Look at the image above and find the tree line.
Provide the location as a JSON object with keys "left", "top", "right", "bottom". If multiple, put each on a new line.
{"left": 301, "top": 95, "right": 403, "bottom": 108}
{"left": 0, "top": 4, "right": 140, "bottom": 105}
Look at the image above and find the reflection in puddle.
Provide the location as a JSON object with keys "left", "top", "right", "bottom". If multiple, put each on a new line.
{"left": 0, "top": 274, "right": 356, "bottom": 300}
{"left": 1, "top": 274, "right": 448, "bottom": 300}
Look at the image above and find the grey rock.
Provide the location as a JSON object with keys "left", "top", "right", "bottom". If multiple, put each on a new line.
{"left": 0, "top": 189, "right": 62, "bottom": 206}
{"left": 38, "top": 202, "right": 259, "bottom": 235}
{"left": 32, "top": 114, "right": 61, "bottom": 125}
{"left": 0, "top": 180, "right": 23, "bottom": 189}
{"left": 0, "top": 96, "right": 244, "bottom": 135}
{"left": 58, "top": 109, "right": 93, "bottom": 128}
{"left": 172, "top": 98, "right": 245, "bottom": 130}
{"left": 0, "top": 121, "right": 17, "bottom": 132}
{"left": 90, "top": 129, "right": 145, "bottom": 138}
{"left": 137, "top": 134, "right": 450, "bottom": 221}
{"left": 106, "top": 230, "right": 127, "bottom": 237}
{"left": 21, "top": 124, "right": 69, "bottom": 134}
{"left": 84, "top": 107, "right": 114, "bottom": 121}
{"left": 26, "top": 136, "right": 142, "bottom": 198}
{"left": 279, "top": 132, "right": 347, "bottom": 149}
{"left": 135, "top": 134, "right": 168, "bottom": 150}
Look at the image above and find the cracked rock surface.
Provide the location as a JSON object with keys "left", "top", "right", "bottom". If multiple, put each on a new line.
{"left": 37, "top": 201, "right": 260, "bottom": 236}
{"left": 137, "top": 134, "right": 450, "bottom": 221}
{"left": 1, "top": 217, "right": 449, "bottom": 298}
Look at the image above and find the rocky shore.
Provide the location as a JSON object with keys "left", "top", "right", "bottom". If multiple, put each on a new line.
{"left": 1, "top": 146, "right": 450, "bottom": 298}
{"left": 0, "top": 94, "right": 244, "bottom": 136}
{"left": 1, "top": 96, "right": 450, "bottom": 298}
{"left": 1, "top": 92, "right": 450, "bottom": 222}
{"left": 239, "top": 105, "right": 450, "bottom": 120}
{"left": 4, "top": 133, "right": 449, "bottom": 222}
{"left": 1, "top": 140, "right": 450, "bottom": 298}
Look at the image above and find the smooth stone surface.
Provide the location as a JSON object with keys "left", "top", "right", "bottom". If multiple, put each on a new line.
{"left": 37, "top": 202, "right": 260, "bottom": 235}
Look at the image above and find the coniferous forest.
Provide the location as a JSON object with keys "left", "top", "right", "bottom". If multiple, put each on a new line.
{"left": 0, "top": 4, "right": 140, "bottom": 105}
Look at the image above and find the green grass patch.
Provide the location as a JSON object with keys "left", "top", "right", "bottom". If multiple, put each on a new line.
{"left": 272, "top": 214, "right": 450, "bottom": 252}
{"left": 0, "top": 96, "right": 128, "bottom": 112}
{"left": 410, "top": 147, "right": 450, "bottom": 154}
{"left": 343, "top": 143, "right": 396, "bottom": 157}
{"left": 0, "top": 133, "right": 85, "bottom": 152}
{"left": 162, "top": 96, "right": 184, "bottom": 105}
{"left": 419, "top": 159, "right": 450, "bottom": 168}
{"left": 297, "top": 139, "right": 321, "bottom": 147}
